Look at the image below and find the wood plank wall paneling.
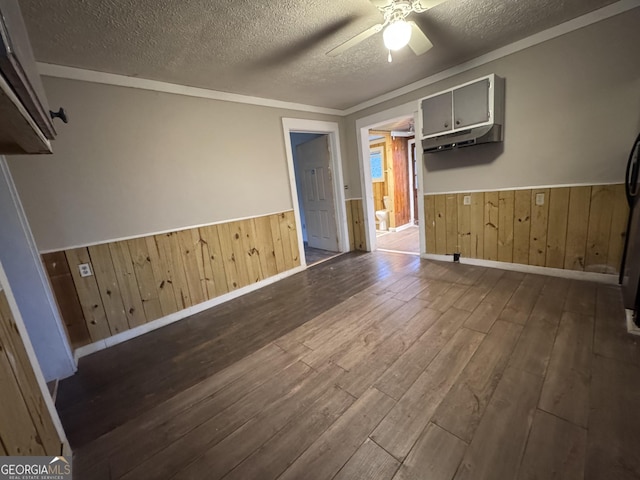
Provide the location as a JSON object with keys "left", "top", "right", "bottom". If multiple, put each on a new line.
{"left": 424, "top": 184, "right": 628, "bottom": 274}
{"left": 545, "top": 188, "right": 569, "bottom": 269}
{"left": 497, "top": 191, "right": 514, "bottom": 263}
{"left": 564, "top": 186, "right": 592, "bottom": 270}
{"left": 392, "top": 137, "right": 410, "bottom": 228}
{"left": 607, "top": 186, "right": 629, "bottom": 272}
{"left": 371, "top": 139, "right": 387, "bottom": 218}
{"left": 383, "top": 135, "right": 395, "bottom": 228}
{"left": 346, "top": 199, "right": 366, "bottom": 252}
{"left": 445, "top": 194, "right": 458, "bottom": 255}
{"left": 513, "top": 189, "right": 531, "bottom": 265}
{"left": 484, "top": 191, "right": 499, "bottom": 261}
{"left": 434, "top": 195, "right": 446, "bottom": 254}
{"left": 456, "top": 194, "right": 470, "bottom": 258}
{"left": 0, "top": 289, "right": 63, "bottom": 455}
{"left": 373, "top": 182, "right": 386, "bottom": 214}
{"left": 529, "top": 189, "right": 550, "bottom": 267}
{"left": 42, "top": 252, "right": 91, "bottom": 348}
{"left": 424, "top": 195, "right": 436, "bottom": 254}
{"left": 42, "top": 211, "right": 301, "bottom": 349}
{"left": 470, "top": 192, "right": 484, "bottom": 259}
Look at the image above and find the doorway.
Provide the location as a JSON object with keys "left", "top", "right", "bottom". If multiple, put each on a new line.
{"left": 366, "top": 117, "right": 420, "bottom": 255}
{"left": 282, "top": 119, "right": 348, "bottom": 267}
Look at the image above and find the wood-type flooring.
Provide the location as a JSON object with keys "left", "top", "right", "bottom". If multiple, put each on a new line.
{"left": 58, "top": 252, "right": 640, "bottom": 480}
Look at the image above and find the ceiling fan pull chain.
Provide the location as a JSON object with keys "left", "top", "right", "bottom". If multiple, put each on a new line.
{"left": 388, "top": 50, "right": 393, "bottom": 63}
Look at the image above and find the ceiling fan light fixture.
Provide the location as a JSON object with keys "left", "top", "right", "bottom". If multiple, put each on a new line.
{"left": 383, "top": 20, "right": 412, "bottom": 51}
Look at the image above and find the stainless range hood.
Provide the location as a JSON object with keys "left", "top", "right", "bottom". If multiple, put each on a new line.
{"left": 422, "top": 124, "right": 503, "bottom": 154}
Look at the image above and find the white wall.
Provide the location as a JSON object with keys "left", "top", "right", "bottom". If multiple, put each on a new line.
{"left": 344, "top": 8, "right": 640, "bottom": 196}
{"left": 8, "top": 77, "right": 344, "bottom": 252}
{"left": 0, "top": 157, "right": 75, "bottom": 381}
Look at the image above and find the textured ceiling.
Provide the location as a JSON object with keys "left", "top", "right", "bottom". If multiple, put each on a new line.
{"left": 19, "top": 0, "right": 621, "bottom": 110}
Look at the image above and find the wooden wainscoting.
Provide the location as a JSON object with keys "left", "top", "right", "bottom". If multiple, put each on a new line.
{"left": 424, "top": 184, "right": 628, "bottom": 273}
{"left": 346, "top": 199, "right": 366, "bottom": 252}
{"left": 373, "top": 181, "right": 386, "bottom": 214}
{"left": 0, "top": 288, "right": 64, "bottom": 455}
{"left": 42, "top": 211, "right": 300, "bottom": 349}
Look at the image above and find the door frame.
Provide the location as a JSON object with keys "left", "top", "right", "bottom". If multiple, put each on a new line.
{"left": 282, "top": 118, "right": 349, "bottom": 267}
{"left": 0, "top": 254, "right": 72, "bottom": 455}
{"left": 355, "top": 101, "right": 426, "bottom": 254}
{"left": 408, "top": 138, "right": 416, "bottom": 225}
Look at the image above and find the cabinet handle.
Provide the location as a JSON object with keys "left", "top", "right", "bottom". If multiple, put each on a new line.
{"left": 456, "top": 120, "right": 461, "bottom": 126}
{"left": 444, "top": 123, "right": 449, "bottom": 128}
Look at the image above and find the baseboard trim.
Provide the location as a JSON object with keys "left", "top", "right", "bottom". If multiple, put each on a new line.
{"left": 389, "top": 223, "right": 416, "bottom": 233}
{"left": 378, "top": 248, "right": 420, "bottom": 256}
{"left": 73, "top": 265, "right": 306, "bottom": 361}
{"left": 420, "top": 254, "right": 619, "bottom": 285}
{"left": 625, "top": 309, "right": 640, "bottom": 336}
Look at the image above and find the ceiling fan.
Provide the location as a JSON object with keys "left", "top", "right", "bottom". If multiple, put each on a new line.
{"left": 327, "top": 0, "right": 445, "bottom": 62}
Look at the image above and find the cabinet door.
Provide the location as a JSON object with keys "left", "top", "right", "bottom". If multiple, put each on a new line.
{"left": 421, "top": 91, "right": 452, "bottom": 136}
{"left": 453, "top": 79, "right": 489, "bottom": 129}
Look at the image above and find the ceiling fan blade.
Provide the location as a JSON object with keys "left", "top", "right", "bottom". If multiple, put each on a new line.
{"left": 418, "top": 0, "right": 448, "bottom": 9}
{"left": 368, "top": 0, "right": 394, "bottom": 8}
{"left": 250, "top": 17, "right": 356, "bottom": 68}
{"left": 326, "top": 23, "right": 384, "bottom": 57}
{"left": 407, "top": 21, "right": 433, "bottom": 56}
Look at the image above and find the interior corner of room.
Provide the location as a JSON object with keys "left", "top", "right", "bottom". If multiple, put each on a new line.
{"left": 1, "top": 0, "right": 640, "bottom": 473}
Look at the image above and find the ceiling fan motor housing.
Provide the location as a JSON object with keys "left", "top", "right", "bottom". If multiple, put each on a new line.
{"left": 379, "top": 0, "right": 428, "bottom": 25}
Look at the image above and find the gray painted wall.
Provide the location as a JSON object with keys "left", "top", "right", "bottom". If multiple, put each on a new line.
{"left": 343, "top": 8, "right": 640, "bottom": 197}
{"left": 8, "top": 77, "right": 343, "bottom": 252}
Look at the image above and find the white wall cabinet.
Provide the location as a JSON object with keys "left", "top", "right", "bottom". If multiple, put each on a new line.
{"left": 421, "top": 74, "right": 503, "bottom": 139}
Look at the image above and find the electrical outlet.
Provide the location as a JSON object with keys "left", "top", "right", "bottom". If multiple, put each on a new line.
{"left": 463, "top": 195, "right": 471, "bottom": 205}
{"left": 535, "top": 193, "right": 545, "bottom": 206}
{"left": 78, "top": 263, "right": 93, "bottom": 277}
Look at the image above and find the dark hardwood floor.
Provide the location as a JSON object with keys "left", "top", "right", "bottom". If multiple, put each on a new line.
{"left": 303, "top": 244, "right": 341, "bottom": 265}
{"left": 58, "top": 251, "right": 640, "bottom": 480}
{"left": 57, "top": 251, "right": 419, "bottom": 447}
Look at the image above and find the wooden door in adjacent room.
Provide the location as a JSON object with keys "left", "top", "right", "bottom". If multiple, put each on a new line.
{"left": 411, "top": 139, "right": 419, "bottom": 224}
{"left": 392, "top": 136, "right": 411, "bottom": 227}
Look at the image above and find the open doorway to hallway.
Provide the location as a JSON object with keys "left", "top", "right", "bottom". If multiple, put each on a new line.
{"left": 290, "top": 132, "right": 342, "bottom": 266}
{"left": 367, "top": 116, "right": 420, "bottom": 255}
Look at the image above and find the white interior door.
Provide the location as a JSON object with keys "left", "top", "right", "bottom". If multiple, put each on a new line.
{"left": 297, "top": 136, "right": 339, "bottom": 252}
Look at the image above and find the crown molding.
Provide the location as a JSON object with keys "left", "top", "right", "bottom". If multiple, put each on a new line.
{"left": 37, "top": 0, "right": 638, "bottom": 118}
{"left": 37, "top": 63, "right": 344, "bottom": 116}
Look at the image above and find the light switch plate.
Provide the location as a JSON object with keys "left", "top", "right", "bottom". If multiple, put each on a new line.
{"left": 463, "top": 195, "right": 471, "bottom": 205}
{"left": 78, "top": 263, "right": 93, "bottom": 277}
{"left": 535, "top": 193, "right": 545, "bottom": 206}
